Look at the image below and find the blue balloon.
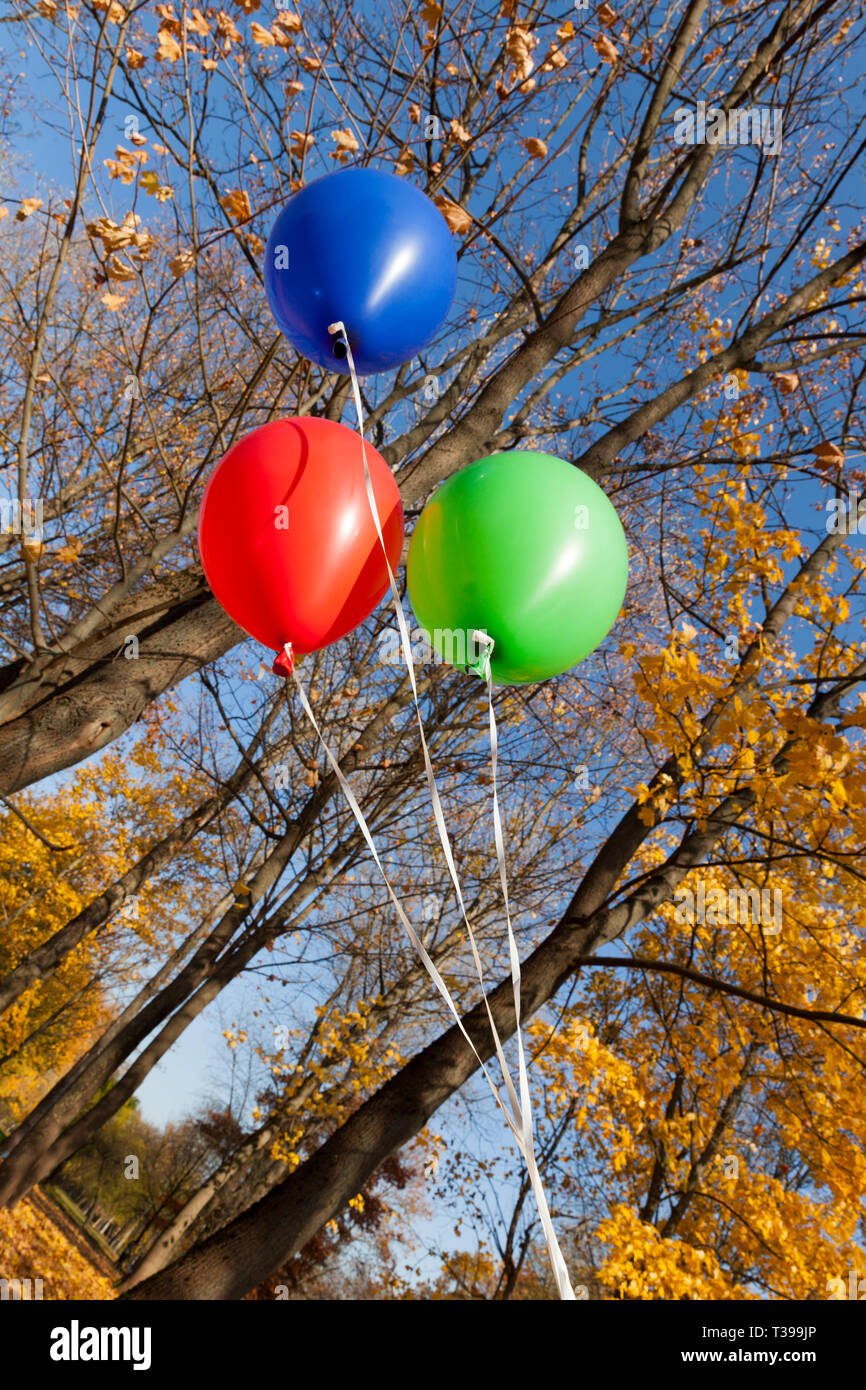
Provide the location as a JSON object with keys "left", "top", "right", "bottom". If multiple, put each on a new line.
{"left": 264, "top": 167, "right": 457, "bottom": 377}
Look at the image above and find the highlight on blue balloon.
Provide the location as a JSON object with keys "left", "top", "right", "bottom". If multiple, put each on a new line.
{"left": 264, "top": 167, "right": 458, "bottom": 377}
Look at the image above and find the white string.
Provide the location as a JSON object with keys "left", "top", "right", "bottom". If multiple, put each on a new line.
{"left": 289, "top": 324, "right": 575, "bottom": 1299}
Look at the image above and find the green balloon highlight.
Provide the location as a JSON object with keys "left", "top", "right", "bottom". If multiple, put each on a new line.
{"left": 406, "top": 450, "right": 629, "bottom": 685}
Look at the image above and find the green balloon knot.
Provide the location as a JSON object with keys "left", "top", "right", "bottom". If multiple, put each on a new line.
{"left": 468, "top": 629, "right": 495, "bottom": 679}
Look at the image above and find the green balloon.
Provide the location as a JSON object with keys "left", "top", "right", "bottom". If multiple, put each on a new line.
{"left": 406, "top": 451, "right": 628, "bottom": 685}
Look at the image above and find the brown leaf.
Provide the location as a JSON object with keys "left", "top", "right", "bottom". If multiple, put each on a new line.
{"left": 435, "top": 195, "right": 472, "bottom": 236}
{"left": 101, "top": 291, "right": 127, "bottom": 311}
{"left": 125, "top": 47, "right": 146, "bottom": 68}
{"left": 290, "top": 130, "right": 315, "bottom": 158}
{"left": 814, "top": 441, "right": 845, "bottom": 466}
{"left": 105, "top": 253, "right": 137, "bottom": 281}
{"left": 522, "top": 136, "right": 548, "bottom": 159}
{"left": 250, "top": 21, "right": 275, "bottom": 45}
{"left": 593, "top": 34, "right": 619, "bottom": 63}
{"left": 169, "top": 248, "right": 196, "bottom": 278}
{"left": 597, "top": 2, "right": 617, "bottom": 25}
{"left": 773, "top": 372, "right": 799, "bottom": 395}
{"left": 16, "top": 197, "right": 43, "bottom": 221}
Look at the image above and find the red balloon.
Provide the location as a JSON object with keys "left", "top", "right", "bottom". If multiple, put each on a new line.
{"left": 198, "top": 417, "right": 403, "bottom": 656}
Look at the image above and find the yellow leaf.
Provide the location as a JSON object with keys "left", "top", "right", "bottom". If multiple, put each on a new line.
{"left": 250, "top": 21, "right": 275, "bottom": 45}
{"left": 101, "top": 292, "right": 127, "bottom": 311}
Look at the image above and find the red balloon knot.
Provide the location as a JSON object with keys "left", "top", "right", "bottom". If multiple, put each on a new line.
{"left": 272, "top": 643, "right": 295, "bottom": 679}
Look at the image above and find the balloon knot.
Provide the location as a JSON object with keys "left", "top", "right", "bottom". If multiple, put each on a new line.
{"left": 468, "top": 630, "right": 494, "bottom": 679}
{"left": 272, "top": 642, "right": 295, "bottom": 679}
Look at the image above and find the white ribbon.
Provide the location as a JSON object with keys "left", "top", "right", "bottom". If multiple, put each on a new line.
{"left": 288, "top": 325, "right": 576, "bottom": 1299}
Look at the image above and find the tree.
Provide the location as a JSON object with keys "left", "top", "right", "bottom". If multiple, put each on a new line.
{"left": 0, "top": 0, "right": 864, "bottom": 1301}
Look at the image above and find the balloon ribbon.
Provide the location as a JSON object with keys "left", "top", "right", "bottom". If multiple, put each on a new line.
{"left": 280, "top": 323, "right": 575, "bottom": 1300}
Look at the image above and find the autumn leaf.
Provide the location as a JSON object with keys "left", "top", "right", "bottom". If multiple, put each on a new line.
{"left": 541, "top": 44, "right": 568, "bottom": 71}
{"left": 105, "top": 254, "right": 137, "bottom": 282}
{"left": 104, "top": 146, "right": 146, "bottom": 184}
{"left": 420, "top": 1, "right": 441, "bottom": 24}
{"left": 219, "top": 188, "right": 252, "bottom": 222}
{"left": 101, "top": 292, "right": 127, "bottom": 311}
{"left": 20, "top": 536, "right": 44, "bottom": 563}
{"left": 140, "top": 171, "right": 174, "bottom": 201}
{"left": 216, "top": 12, "right": 242, "bottom": 44}
{"left": 156, "top": 28, "right": 183, "bottom": 62}
{"left": 449, "top": 119, "right": 471, "bottom": 144}
{"left": 522, "top": 137, "right": 548, "bottom": 159}
{"left": 285, "top": 80, "right": 304, "bottom": 95}
{"left": 300, "top": 55, "right": 322, "bottom": 72}
{"left": 594, "top": 34, "right": 619, "bottom": 63}
{"left": 86, "top": 212, "right": 152, "bottom": 256}
{"left": 274, "top": 10, "right": 301, "bottom": 44}
{"left": 92, "top": 0, "right": 126, "bottom": 20}
{"left": 125, "top": 47, "right": 146, "bottom": 69}
{"left": 185, "top": 7, "right": 210, "bottom": 35}
{"left": 169, "top": 248, "right": 196, "bottom": 278}
{"left": 435, "top": 195, "right": 472, "bottom": 236}
{"left": 290, "top": 130, "right": 315, "bottom": 159}
{"left": 597, "top": 2, "right": 617, "bottom": 25}
{"left": 330, "top": 129, "right": 360, "bottom": 162}
{"left": 16, "top": 198, "right": 43, "bottom": 221}
{"left": 250, "top": 22, "right": 275, "bottom": 45}
{"left": 773, "top": 372, "right": 800, "bottom": 395}
{"left": 56, "top": 539, "right": 83, "bottom": 564}
{"left": 814, "top": 441, "right": 844, "bottom": 466}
